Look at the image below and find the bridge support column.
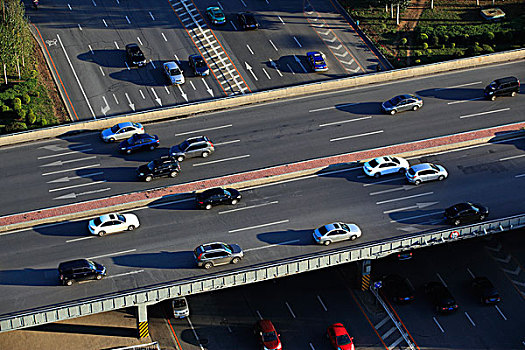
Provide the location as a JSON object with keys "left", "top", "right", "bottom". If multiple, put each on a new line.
{"left": 137, "top": 303, "right": 149, "bottom": 339}
{"left": 359, "top": 259, "right": 372, "bottom": 291}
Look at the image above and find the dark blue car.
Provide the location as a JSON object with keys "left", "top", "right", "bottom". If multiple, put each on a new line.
{"left": 119, "top": 133, "right": 159, "bottom": 154}
{"left": 307, "top": 51, "right": 328, "bottom": 72}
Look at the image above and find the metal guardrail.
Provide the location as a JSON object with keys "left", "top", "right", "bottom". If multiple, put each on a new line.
{"left": 1, "top": 214, "right": 524, "bottom": 332}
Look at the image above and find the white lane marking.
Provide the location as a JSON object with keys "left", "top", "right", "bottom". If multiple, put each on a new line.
{"left": 161, "top": 32, "right": 168, "bottom": 41}
{"left": 189, "top": 81, "right": 196, "bottom": 90}
{"left": 219, "top": 201, "right": 278, "bottom": 214}
{"left": 433, "top": 317, "right": 445, "bottom": 333}
{"left": 137, "top": 36, "right": 143, "bottom": 45}
{"left": 38, "top": 148, "right": 93, "bottom": 159}
{"left": 262, "top": 68, "right": 271, "bottom": 80}
{"left": 139, "top": 89, "right": 145, "bottom": 99}
{"left": 244, "top": 239, "right": 300, "bottom": 252}
{"left": 87, "top": 249, "right": 136, "bottom": 260}
{"left": 193, "top": 154, "right": 250, "bottom": 166}
{"left": 436, "top": 273, "right": 448, "bottom": 287}
{"left": 214, "top": 139, "right": 240, "bottom": 146}
{"left": 363, "top": 178, "right": 401, "bottom": 187}
{"left": 54, "top": 187, "right": 111, "bottom": 200}
{"left": 57, "top": 34, "right": 96, "bottom": 119}
{"left": 390, "top": 211, "right": 442, "bottom": 222}
{"left": 459, "top": 108, "right": 510, "bottom": 119}
{"left": 500, "top": 154, "right": 525, "bottom": 161}
{"left": 125, "top": 15, "right": 131, "bottom": 24}
{"left": 309, "top": 102, "right": 359, "bottom": 113}
{"left": 164, "top": 85, "right": 170, "bottom": 95}
{"left": 277, "top": 15, "right": 284, "bottom": 24}
{"left": 68, "top": 4, "right": 72, "bottom": 10}
{"left": 88, "top": 44, "right": 93, "bottom": 54}
{"left": 92, "top": 0, "right": 96, "bottom": 5}
{"left": 175, "top": 124, "right": 232, "bottom": 136}
{"left": 516, "top": 173, "right": 525, "bottom": 178}
{"left": 42, "top": 164, "right": 100, "bottom": 176}
{"left": 370, "top": 185, "right": 414, "bottom": 196}
{"left": 317, "top": 295, "right": 327, "bottom": 311}
{"left": 246, "top": 44, "right": 254, "bottom": 54}
{"left": 447, "top": 97, "right": 484, "bottom": 105}
{"left": 49, "top": 180, "right": 107, "bottom": 192}
{"left": 107, "top": 270, "right": 144, "bottom": 279}
{"left": 149, "top": 11, "right": 155, "bottom": 20}
{"left": 465, "top": 312, "right": 476, "bottom": 326}
{"left": 293, "top": 36, "right": 302, "bottom": 47}
{"left": 319, "top": 116, "right": 371, "bottom": 127}
{"left": 330, "top": 130, "right": 383, "bottom": 142}
{"left": 287, "top": 64, "right": 295, "bottom": 74}
{"left": 256, "top": 310, "right": 263, "bottom": 320}
{"left": 113, "top": 93, "right": 119, "bottom": 104}
{"left": 186, "top": 317, "right": 205, "bottom": 350}
{"left": 495, "top": 305, "right": 507, "bottom": 320}
{"left": 217, "top": 1, "right": 223, "bottom": 9}
{"left": 285, "top": 301, "right": 296, "bottom": 318}
{"left": 466, "top": 267, "right": 476, "bottom": 278}
{"left": 240, "top": 0, "right": 247, "bottom": 6}
{"left": 66, "top": 236, "right": 94, "bottom": 243}
{"left": 99, "top": 66, "right": 105, "bottom": 76}
{"left": 269, "top": 39, "right": 278, "bottom": 51}
{"left": 102, "top": 19, "right": 108, "bottom": 27}
{"left": 229, "top": 220, "right": 289, "bottom": 234}
{"left": 376, "top": 192, "right": 433, "bottom": 205}
{"left": 434, "top": 81, "right": 482, "bottom": 91}
{"left": 309, "top": 344, "right": 316, "bottom": 350}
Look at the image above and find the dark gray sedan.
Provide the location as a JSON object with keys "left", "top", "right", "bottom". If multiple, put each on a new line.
{"left": 381, "top": 94, "right": 423, "bottom": 115}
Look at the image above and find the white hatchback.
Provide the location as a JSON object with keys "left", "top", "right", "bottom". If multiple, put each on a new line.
{"left": 363, "top": 156, "right": 409, "bottom": 178}
{"left": 88, "top": 213, "right": 140, "bottom": 236}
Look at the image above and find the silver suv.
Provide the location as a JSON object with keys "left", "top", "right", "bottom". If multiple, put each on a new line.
{"left": 169, "top": 136, "right": 214, "bottom": 162}
{"left": 193, "top": 242, "right": 243, "bottom": 269}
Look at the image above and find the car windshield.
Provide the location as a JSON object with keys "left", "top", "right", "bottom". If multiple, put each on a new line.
{"left": 390, "top": 96, "right": 403, "bottom": 105}
{"left": 340, "top": 223, "right": 350, "bottom": 231}
{"left": 368, "top": 159, "right": 379, "bottom": 167}
{"left": 336, "top": 334, "right": 352, "bottom": 345}
{"left": 262, "top": 331, "right": 277, "bottom": 342}
{"left": 408, "top": 168, "right": 416, "bottom": 175}
{"left": 212, "top": 9, "right": 223, "bottom": 16}
{"left": 179, "top": 140, "right": 190, "bottom": 150}
{"left": 111, "top": 124, "right": 120, "bottom": 133}
{"left": 86, "top": 259, "right": 96, "bottom": 269}
{"left": 117, "top": 214, "right": 126, "bottom": 222}
{"left": 147, "top": 161, "right": 156, "bottom": 170}
{"left": 93, "top": 217, "right": 102, "bottom": 226}
{"left": 173, "top": 299, "right": 187, "bottom": 308}
{"left": 224, "top": 244, "right": 233, "bottom": 254}
{"left": 170, "top": 68, "right": 181, "bottom": 76}
{"left": 224, "top": 190, "right": 231, "bottom": 196}
{"left": 430, "top": 164, "right": 440, "bottom": 171}
{"left": 317, "top": 226, "right": 329, "bottom": 235}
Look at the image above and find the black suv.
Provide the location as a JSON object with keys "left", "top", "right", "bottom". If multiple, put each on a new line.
{"left": 445, "top": 202, "right": 489, "bottom": 226}
{"left": 484, "top": 76, "right": 519, "bottom": 100}
{"left": 188, "top": 54, "right": 209, "bottom": 76}
{"left": 471, "top": 276, "right": 501, "bottom": 305}
{"left": 237, "top": 12, "right": 258, "bottom": 30}
{"left": 196, "top": 187, "right": 241, "bottom": 210}
{"left": 381, "top": 274, "right": 415, "bottom": 304}
{"left": 126, "top": 43, "right": 146, "bottom": 67}
{"left": 58, "top": 259, "right": 106, "bottom": 286}
{"left": 424, "top": 281, "right": 458, "bottom": 313}
{"left": 137, "top": 156, "right": 180, "bottom": 182}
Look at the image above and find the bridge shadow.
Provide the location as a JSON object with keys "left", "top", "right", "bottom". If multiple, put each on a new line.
{"left": 112, "top": 251, "right": 194, "bottom": 269}
{"left": 0, "top": 268, "right": 58, "bottom": 286}
{"left": 30, "top": 323, "right": 136, "bottom": 337}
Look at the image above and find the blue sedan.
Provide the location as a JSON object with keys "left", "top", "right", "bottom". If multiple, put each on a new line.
{"left": 307, "top": 51, "right": 328, "bottom": 72}
{"left": 119, "top": 133, "right": 159, "bottom": 154}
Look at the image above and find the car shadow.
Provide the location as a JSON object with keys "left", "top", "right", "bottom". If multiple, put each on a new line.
{"left": 147, "top": 194, "right": 198, "bottom": 211}
{"left": 256, "top": 229, "right": 313, "bottom": 246}
{"left": 416, "top": 87, "right": 484, "bottom": 101}
{"left": 334, "top": 101, "right": 383, "bottom": 115}
{"left": 388, "top": 209, "right": 445, "bottom": 226}
{"left": 34, "top": 220, "right": 89, "bottom": 237}
{"left": 112, "top": 251, "right": 195, "bottom": 269}
{"left": 488, "top": 130, "right": 525, "bottom": 152}
{"left": 0, "top": 268, "right": 58, "bottom": 286}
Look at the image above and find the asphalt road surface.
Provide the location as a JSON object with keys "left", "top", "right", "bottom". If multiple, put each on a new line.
{"left": 0, "top": 139, "right": 524, "bottom": 318}
{"left": 0, "top": 61, "right": 523, "bottom": 216}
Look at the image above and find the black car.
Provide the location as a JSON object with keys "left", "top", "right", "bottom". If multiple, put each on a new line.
{"left": 196, "top": 187, "right": 241, "bottom": 210}
{"left": 424, "top": 281, "right": 458, "bottom": 313}
{"left": 58, "top": 259, "right": 106, "bottom": 286}
{"left": 471, "top": 277, "right": 501, "bottom": 305}
{"left": 484, "top": 76, "right": 519, "bottom": 100}
{"left": 136, "top": 156, "right": 180, "bottom": 182}
{"left": 125, "top": 43, "right": 146, "bottom": 67}
{"left": 119, "top": 133, "right": 159, "bottom": 154}
{"left": 188, "top": 54, "right": 209, "bottom": 76}
{"left": 237, "top": 12, "right": 258, "bottom": 30}
{"left": 445, "top": 202, "right": 489, "bottom": 226}
{"left": 382, "top": 274, "right": 415, "bottom": 303}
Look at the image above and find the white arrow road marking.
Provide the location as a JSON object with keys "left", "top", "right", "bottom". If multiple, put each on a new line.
{"left": 293, "top": 36, "right": 302, "bottom": 47}
{"left": 245, "top": 62, "right": 258, "bottom": 81}
{"left": 38, "top": 148, "right": 93, "bottom": 159}
{"left": 228, "top": 219, "right": 289, "bottom": 233}
{"left": 377, "top": 192, "right": 434, "bottom": 205}
{"left": 202, "top": 79, "right": 214, "bottom": 97}
{"left": 101, "top": 96, "right": 110, "bottom": 115}
{"left": 383, "top": 201, "right": 439, "bottom": 214}
{"left": 49, "top": 180, "right": 107, "bottom": 192}
{"left": 125, "top": 93, "right": 135, "bottom": 111}
{"left": 42, "top": 164, "right": 100, "bottom": 176}
{"left": 269, "top": 58, "right": 283, "bottom": 76}
{"left": 293, "top": 55, "right": 307, "bottom": 72}
{"left": 47, "top": 172, "right": 103, "bottom": 183}
{"left": 151, "top": 88, "right": 162, "bottom": 106}
{"left": 41, "top": 156, "right": 97, "bottom": 167}
{"left": 177, "top": 85, "right": 188, "bottom": 102}
{"left": 54, "top": 187, "right": 111, "bottom": 200}
{"left": 370, "top": 185, "right": 415, "bottom": 196}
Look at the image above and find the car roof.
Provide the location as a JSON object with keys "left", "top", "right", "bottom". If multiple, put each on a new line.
{"left": 494, "top": 76, "right": 518, "bottom": 83}
{"left": 59, "top": 259, "right": 90, "bottom": 270}
{"left": 164, "top": 61, "right": 179, "bottom": 69}
{"left": 330, "top": 323, "right": 348, "bottom": 335}
{"left": 117, "top": 122, "right": 133, "bottom": 128}
{"left": 186, "top": 135, "right": 210, "bottom": 143}
{"left": 410, "top": 163, "right": 433, "bottom": 171}
{"left": 126, "top": 43, "right": 139, "bottom": 49}
{"left": 258, "top": 319, "right": 276, "bottom": 332}
{"left": 190, "top": 54, "right": 203, "bottom": 60}
{"left": 98, "top": 214, "right": 114, "bottom": 223}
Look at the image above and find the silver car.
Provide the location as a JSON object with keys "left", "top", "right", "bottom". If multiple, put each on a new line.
{"left": 170, "top": 136, "right": 215, "bottom": 162}
{"left": 101, "top": 122, "right": 144, "bottom": 142}
{"left": 381, "top": 94, "right": 423, "bottom": 115}
{"left": 313, "top": 222, "right": 362, "bottom": 246}
{"left": 194, "top": 242, "right": 243, "bottom": 269}
{"left": 406, "top": 163, "right": 448, "bottom": 185}
{"left": 172, "top": 297, "right": 189, "bottom": 318}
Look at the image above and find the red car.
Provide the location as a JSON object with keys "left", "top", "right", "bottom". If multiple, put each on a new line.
{"left": 327, "top": 323, "right": 354, "bottom": 350}
{"left": 254, "top": 319, "right": 282, "bottom": 350}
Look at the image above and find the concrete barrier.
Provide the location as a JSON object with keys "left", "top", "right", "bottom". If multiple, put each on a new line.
{"left": 1, "top": 49, "right": 524, "bottom": 147}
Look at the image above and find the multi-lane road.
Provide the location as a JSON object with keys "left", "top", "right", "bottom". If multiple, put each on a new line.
{"left": 1, "top": 138, "right": 524, "bottom": 317}
{"left": 28, "top": 0, "right": 380, "bottom": 119}
{"left": 0, "top": 61, "right": 523, "bottom": 216}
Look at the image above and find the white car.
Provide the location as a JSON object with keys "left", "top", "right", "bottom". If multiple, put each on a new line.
{"left": 88, "top": 213, "right": 140, "bottom": 236}
{"left": 163, "top": 61, "right": 185, "bottom": 85}
{"left": 313, "top": 222, "right": 362, "bottom": 246}
{"left": 101, "top": 122, "right": 144, "bottom": 143}
{"left": 363, "top": 156, "right": 409, "bottom": 178}
{"left": 406, "top": 163, "right": 448, "bottom": 185}
{"left": 172, "top": 297, "right": 190, "bottom": 318}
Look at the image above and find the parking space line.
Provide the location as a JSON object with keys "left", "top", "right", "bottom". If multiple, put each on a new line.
{"left": 229, "top": 220, "right": 289, "bottom": 234}
{"left": 219, "top": 201, "right": 278, "bottom": 214}
{"left": 193, "top": 154, "right": 250, "bottom": 166}
{"left": 433, "top": 317, "right": 445, "bottom": 333}
{"left": 285, "top": 301, "right": 296, "bottom": 318}
{"left": 330, "top": 130, "right": 383, "bottom": 142}
{"left": 317, "top": 295, "right": 327, "bottom": 311}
